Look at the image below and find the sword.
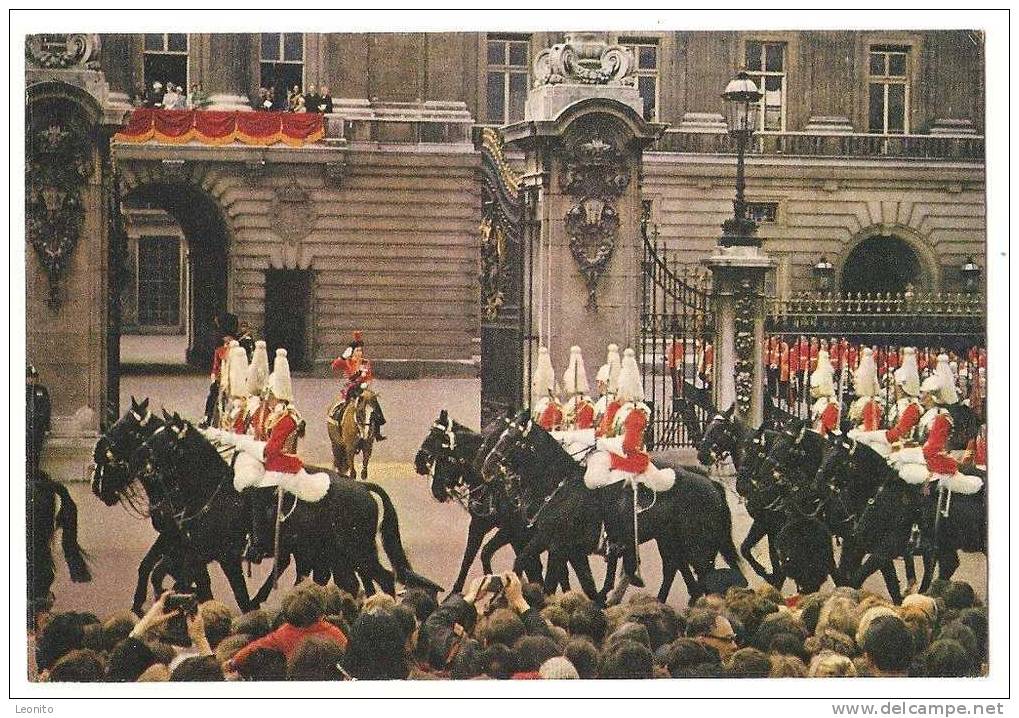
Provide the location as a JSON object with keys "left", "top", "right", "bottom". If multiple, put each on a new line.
{"left": 836, "top": 345, "right": 850, "bottom": 428}
{"left": 272, "top": 485, "right": 284, "bottom": 589}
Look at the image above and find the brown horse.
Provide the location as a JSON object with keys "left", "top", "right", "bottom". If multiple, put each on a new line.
{"left": 327, "top": 389, "right": 377, "bottom": 481}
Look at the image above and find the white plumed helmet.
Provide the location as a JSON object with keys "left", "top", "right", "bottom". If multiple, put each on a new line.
{"left": 894, "top": 347, "right": 921, "bottom": 397}
{"left": 810, "top": 349, "right": 835, "bottom": 398}
{"left": 228, "top": 341, "right": 250, "bottom": 399}
{"left": 605, "top": 343, "right": 621, "bottom": 393}
{"left": 921, "top": 353, "right": 959, "bottom": 405}
{"left": 247, "top": 340, "right": 270, "bottom": 395}
{"left": 853, "top": 347, "right": 880, "bottom": 398}
{"left": 269, "top": 348, "right": 294, "bottom": 403}
{"left": 562, "top": 345, "right": 590, "bottom": 396}
{"left": 531, "top": 346, "right": 556, "bottom": 402}
{"left": 616, "top": 348, "right": 644, "bottom": 402}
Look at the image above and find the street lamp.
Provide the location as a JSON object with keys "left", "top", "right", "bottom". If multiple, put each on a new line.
{"left": 720, "top": 71, "right": 763, "bottom": 248}
{"left": 960, "top": 256, "right": 982, "bottom": 291}
{"left": 812, "top": 255, "right": 835, "bottom": 292}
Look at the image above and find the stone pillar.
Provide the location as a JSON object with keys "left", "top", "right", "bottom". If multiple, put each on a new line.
{"left": 204, "top": 34, "right": 253, "bottom": 111}
{"left": 502, "top": 33, "right": 666, "bottom": 395}
{"left": 705, "top": 246, "right": 776, "bottom": 427}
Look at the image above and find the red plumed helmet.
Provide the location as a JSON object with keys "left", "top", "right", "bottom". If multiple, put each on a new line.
{"left": 350, "top": 330, "right": 364, "bottom": 349}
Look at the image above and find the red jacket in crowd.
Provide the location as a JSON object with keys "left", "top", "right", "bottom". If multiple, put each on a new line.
{"left": 229, "top": 619, "right": 348, "bottom": 669}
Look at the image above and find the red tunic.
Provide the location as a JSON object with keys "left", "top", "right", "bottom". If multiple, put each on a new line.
{"left": 972, "top": 428, "right": 987, "bottom": 468}
{"left": 788, "top": 343, "right": 800, "bottom": 374}
{"left": 264, "top": 412, "right": 303, "bottom": 473}
{"left": 567, "top": 399, "right": 595, "bottom": 430}
{"left": 885, "top": 402, "right": 921, "bottom": 443}
{"left": 922, "top": 412, "right": 957, "bottom": 475}
{"left": 331, "top": 355, "right": 375, "bottom": 400}
{"left": 601, "top": 401, "right": 651, "bottom": 474}
{"left": 537, "top": 401, "right": 563, "bottom": 431}
{"left": 211, "top": 343, "right": 229, "bottom": 380}
{"left": 859, "top": 399, "right": 882, "bottom": 432}
{"left": 814, "top": 401, "right": 839, "bottom": 436}
{"left": 779, "top": 342, "right": 790, "bottom": 382}
{"left": 231, "top": 410, "right": 247, "bottom": 435}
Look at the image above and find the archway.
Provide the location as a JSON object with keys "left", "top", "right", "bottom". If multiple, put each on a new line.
{"left": 840, "top": 235, "right": 927, "bottom": 295}
{"left": 122, "top": 182, "right": 229, "bottom": 368}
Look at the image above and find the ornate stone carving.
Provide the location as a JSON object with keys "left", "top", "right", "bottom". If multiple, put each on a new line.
{"left": 271, "top": 179, "right": 317, "bottom": 244}
{"left": 560, "top": 126, "right": 631, "bottom": 309}
{"left": 26, "top": 34, "right": 101, "bottom": 70}
{"left": 733, "top": 278, "right": 757, "bottom": 417}
{"left": 26, "top": 116, "right": 94, "bottom": 309}
{"left": 533, "top": 32, "right": 635, "bottom": 88}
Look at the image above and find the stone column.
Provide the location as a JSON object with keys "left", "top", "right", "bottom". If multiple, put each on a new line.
{"left": 205, "top": 34, "right": 253, "bottom": 111}
{"left": 502, "top": 33, "right": 666, "bottom": 394}
{"left": 705, "top": 246, "right": 776, "bottom": 428}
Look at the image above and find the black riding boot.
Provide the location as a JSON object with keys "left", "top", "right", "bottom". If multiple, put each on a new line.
{"left": 201, "top": 381, "right": 219, "bottom": 428}
{"left": 616, "top": 492, "right": 644, "bottom": 587}
{"left": 244, "top": 488, "right": 276, "bottom": 563}
{"left": 372, "top": 399, "right": 387, "bottom": 441}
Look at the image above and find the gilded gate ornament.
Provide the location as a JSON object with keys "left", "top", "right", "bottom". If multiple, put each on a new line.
{"left": 733, "top": 278, "right": 757, "bottom": 417}
{"left": 26, "top": 117, "right": 93, "bottom": 309}
{"left": 478, "top": 128, "right": 522, "bottom": 321}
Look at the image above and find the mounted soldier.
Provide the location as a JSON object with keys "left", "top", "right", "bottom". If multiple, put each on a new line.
{"left": 222, "top": 341, "right": 250, "bottom": 434}
{"left": 592, "top": 343, "right": 621, "bottom": 424}
{"left": 531, "top": 346, "right": 563, "bottom": 431}
{"left": 330, "top": 331, "right": 386, "bottom": 442}
{"left": 561, "top": 346, "right": 595, "bottom": 430}
{"left": 920, "top": 354, "right": 983, "bottom": 496}
{"left": 853, "top": 346, "right": 923, "bottom": 458}
{"left": 809, "top": 349, "right": 839, "bottom": 436}
{"left": 847, "top": 347, "right": 884, "bottom": 433}
{"left": 584, "top": 348, "right": 676, "bottom": 586}
{"left": 244, "top": 340, "right": 271, "bottom": 438}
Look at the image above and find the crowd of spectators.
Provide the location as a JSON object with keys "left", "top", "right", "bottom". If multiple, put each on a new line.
{"left": 29, "top": 571, "right": 987, "bottom": 682}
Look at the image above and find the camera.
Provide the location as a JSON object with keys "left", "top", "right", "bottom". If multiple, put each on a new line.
{"left": 164, "top": 592, "right": 199, "bottom": 616}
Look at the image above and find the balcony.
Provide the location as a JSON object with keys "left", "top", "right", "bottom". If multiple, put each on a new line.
{"left": 656, "top": 129, "right": 985, "bottom": 161}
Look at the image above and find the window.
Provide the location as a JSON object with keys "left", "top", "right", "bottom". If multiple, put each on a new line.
{"left": 143, "top": 33, "right": 189, "bottom": 93}
{"left": 868, "top": 46, "right": 910, "bottom": 134}
{"left": 485, "top": 35, "right": 530, "bottom": 125}
{"left": 137, "top": 237, "right": 181, "bottom": 327}
{"left": 620, "top": 40, "right": 659, "bottom": 121}
{"left": 260, "top": 33, "right": 305, "bottom": 102}
{"left": 747, "top": 201, "right": 779, "bottom": 224}
{"left": 745, "top": 41, "right": 786, "bottom": 131}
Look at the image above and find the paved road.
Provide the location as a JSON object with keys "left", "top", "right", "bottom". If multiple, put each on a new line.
{"left": 45, "top": 374, "right": 986, "bottom": 617}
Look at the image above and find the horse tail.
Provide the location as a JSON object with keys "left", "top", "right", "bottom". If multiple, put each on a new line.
{"left": 711, "top": 479, "right": 743, "bottom": 573}
{"left": 51, "top": 481, "right": 92, "bottom": 583}
{"left": 362, "top": 482, "right": 444, "bottom": 594}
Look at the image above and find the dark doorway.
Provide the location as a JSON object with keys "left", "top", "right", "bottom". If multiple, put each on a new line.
{"left": 840, "top": 235, "right": 924, "bottom": 295}
{"left": 124, "top": 184, "right": 230, "bottom": 369}
{"left": 264, "top": 269, "right": 312, "bottom": 369}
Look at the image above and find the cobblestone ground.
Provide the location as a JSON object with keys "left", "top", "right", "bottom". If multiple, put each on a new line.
{"left": 44, "top": 373, "right": 986, "bottom": 616}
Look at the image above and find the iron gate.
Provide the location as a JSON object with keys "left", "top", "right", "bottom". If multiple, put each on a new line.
{"left": 639, "top": 217, "right": 715, "bottom": 448}
{"left": 478, "top": 128, "right": 529, "bottom": 427}
{"left": 764, "top": 292, "right": 986, "bottom": 424}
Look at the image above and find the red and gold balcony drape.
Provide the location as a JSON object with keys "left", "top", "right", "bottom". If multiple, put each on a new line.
{"left": 114, "top": 109, "right": 324, "bottom": 146}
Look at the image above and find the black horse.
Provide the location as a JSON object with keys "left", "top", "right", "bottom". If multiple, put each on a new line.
{"left": 414, "top": 410, "right": 543, "bottom": 594}
{"left": 815, "top": 434, "right": 924, "bottom": 603}
{"left": 95, "top": 410, "right": 441, "bottom": 612}
{"left": 761, "top": 420, "right": 838, "bottom": 594}
{"left": 697, "top": 407, "right": 790, "bottom": 589}
{"left": 854, "top": 403, "right": 985, "bottom": 589}
{"left": 27, "top": 469, "right": 91, "bottom": 628}
{"left": 482, "top": 412, "right": 742, "bottom": 604}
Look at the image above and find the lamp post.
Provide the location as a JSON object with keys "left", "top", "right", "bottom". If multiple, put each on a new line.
{"left": 960, "top": 256, "right": 982, "bottom": 291}
{"left": 720, "top": 71, "right": 763, "bottom": 248}
{"left": 812, "top": 255, "right": 835, "bottom": 292}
